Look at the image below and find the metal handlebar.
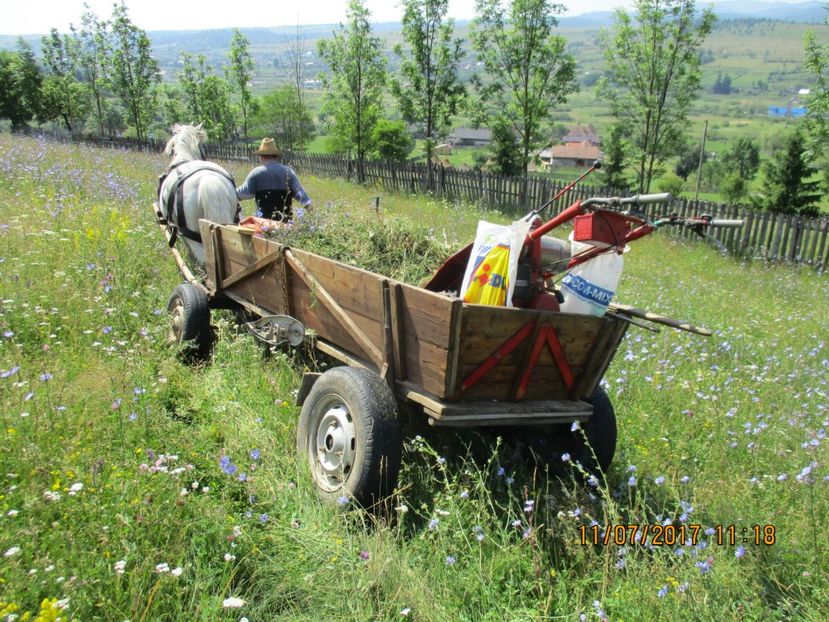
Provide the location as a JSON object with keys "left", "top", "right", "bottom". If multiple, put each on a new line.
{"left": 706, "top": 219, "right": 743, "bottom": 227}
{"left": 580, "top": 193, "right": 673, "bottom": 209}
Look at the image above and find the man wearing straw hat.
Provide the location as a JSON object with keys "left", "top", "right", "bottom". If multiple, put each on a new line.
{"left": 236, "top": 137, "right": 312, "bottom": 221}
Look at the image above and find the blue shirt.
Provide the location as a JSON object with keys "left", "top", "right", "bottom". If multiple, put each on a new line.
{"left": 236, "top": 161, "right": 312, "bottom": 206}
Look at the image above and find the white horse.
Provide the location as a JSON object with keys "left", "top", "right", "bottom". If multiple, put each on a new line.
{"left": 157, "top": 123, "right": 239, "bottom": 264}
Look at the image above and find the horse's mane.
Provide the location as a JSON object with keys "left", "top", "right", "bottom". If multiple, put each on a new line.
{"left": 164, "top": 123, "right": 208, "bottom": 162}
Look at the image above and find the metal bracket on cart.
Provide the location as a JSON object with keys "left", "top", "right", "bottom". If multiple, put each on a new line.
{"left": 244, "top": 315, "right": 305, "bottom": 348}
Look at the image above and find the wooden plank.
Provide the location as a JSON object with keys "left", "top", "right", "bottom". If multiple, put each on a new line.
{"left": 395, "top": 283, "right": 455, "bottom": 348}
{"left": 220, "top": 250, "right": 282, "bottom": 290}
{"left": 390, "top": 283, "right": 407, "bottom": 382}
{"left": 199, "top": 219, "right": 217, "bottom": 288}
{"left": 285, "top": 250, "right": 384, "bottom": 367}
{"left": 817, "top": 218, "right": 829, "bottom": 271}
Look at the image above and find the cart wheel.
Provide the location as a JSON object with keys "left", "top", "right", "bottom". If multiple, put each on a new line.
{"left": 296, "top": 367, "right": 402, "bottom": 507}
{"left": 167, "top": 283, "right": 211, "bottom": 350}
{"left": 572, "top": 386, "right": 617, "bottom": 474}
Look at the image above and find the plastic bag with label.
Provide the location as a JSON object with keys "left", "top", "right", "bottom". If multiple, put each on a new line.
{"left": 460, "top": 220, "right": 531, "bottom": 307}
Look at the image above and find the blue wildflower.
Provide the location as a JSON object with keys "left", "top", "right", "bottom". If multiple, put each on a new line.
{"left": 734, "top": 545, "right": 745, "bottom": 559}
{"left": 445, "top": 555, "right": 456, "bottom": 565}
{"left": 658, "top": 585, "right": 669, "bottom": 598}
{"left": 250, "top": 449, "right": 261, "bottom": 461}
{"left": 336, "top": 495, "right": 349, "bottom": 506}
{"left": 428, "top": 518, "right": 440, "bottom": 530}
{"left": 40, "top": 373, "right": 53, "bottom": 382}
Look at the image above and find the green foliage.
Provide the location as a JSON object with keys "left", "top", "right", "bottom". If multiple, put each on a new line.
{"left": 720, "top": 171, "right": 749, "bottom": 204}
{"left": 39, "top": 28, "right": 90, "bottom": 132}
{"left": 253, "top": 85, "right": 315, "bottom": 153}
{"left": 760, "top": 130, "right": 820, "bottom": 216}
{"left": 392, "top": 0, "right": 465, "bottom": 166}
{"left": 601, "top": 123, "right": 630, "bottom": 192}
{"left": 488, "top": 116, "right": 523, "bottom": 176}
{"left": 371, "top": 118, "right": 414, "bottom": 162}
{"left": 0, "top": 40, "right": 43, "bottom": 131}
{"left": 226, "top": 29, "right": 254, "bottom": 139}
{"left": 70, "top": 6, "right": 111, "bottom": 137}
{"left": 110, "top": 2, "right": 160, "bottom": 141}
{"left": 175, "top": 53, "right": 236, "bottom": 141}
{"left": 656, "top": 171, "right": 685, "bottom": 196}
{"left": 721, "top": 137, "right": 760, "bottom": 181}
{"left": 471, "top": 0, "right": 577, "bottom": 184}
{"left": 711, "top": 71, "right": 733, "bottom": 95}
{"left": 317, "top": 0, "right": 386, "bottom": 181}
{"left": 600, "top": 0, "right": 716, "bottom": 193}
{"left": 674, "top": 142, "right": 705, "bottom": 180}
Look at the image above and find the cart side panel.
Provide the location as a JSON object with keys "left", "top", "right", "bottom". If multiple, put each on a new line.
{"left": 209, "top": 226, "right": 290, "bottom": 314}
{"left": 287, "top": 247, "right": 386, "bottom": 368}
{"left": 452, "top": 307, "right": 611, "bottom": 402}
{"left": 394, "top": 283, "right": 455, "bottom": 397}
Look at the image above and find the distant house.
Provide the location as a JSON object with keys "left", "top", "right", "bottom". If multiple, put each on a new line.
{"left": 768, "top": 105, "right": 808, "bottom": 118}
{"left": 449, "top": 127, "right": 492, "bottom": 147}
{"left": 562, "top": 124, "right": 601, "bottom": 146}
{"left": 538, "top": 141, "right": 602, "bottom": 169}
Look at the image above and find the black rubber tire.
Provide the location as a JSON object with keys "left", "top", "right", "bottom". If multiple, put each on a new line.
{"left": 577, "top": 386, "right": 617, "bottom": 474}
{"left": 167, "top": 283, "right": 211, "bottom": 348}
{"left": 297, "top": 367, "right": 402, "bottom": 507}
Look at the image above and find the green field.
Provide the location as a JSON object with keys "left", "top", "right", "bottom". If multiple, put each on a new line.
{"left": 0, "top": 133, "right": 827, "bottom": 620}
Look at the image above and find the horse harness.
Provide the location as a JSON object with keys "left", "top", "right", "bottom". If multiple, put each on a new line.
{"left": 156, "top": 161, "right": 241, "bottom": 246}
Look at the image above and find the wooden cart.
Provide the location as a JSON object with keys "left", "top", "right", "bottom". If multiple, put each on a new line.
{"left": 164, "top": 218, "right": 632, "bottom": 505}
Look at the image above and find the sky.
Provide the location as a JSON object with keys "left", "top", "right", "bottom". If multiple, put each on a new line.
{"left": 0, "top": 0, "right": 639, "bottom": 35}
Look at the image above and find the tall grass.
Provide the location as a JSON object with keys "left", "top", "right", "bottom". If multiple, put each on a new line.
{"left": 0, "top": 133, "right": 826, "bottom": 621}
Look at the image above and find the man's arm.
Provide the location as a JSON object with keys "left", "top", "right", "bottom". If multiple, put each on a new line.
{"left": 287, "top": 168, "right": 312, "bottom": 207}
{"left": 236, "top": 169, "right": 257, "bottom": 200}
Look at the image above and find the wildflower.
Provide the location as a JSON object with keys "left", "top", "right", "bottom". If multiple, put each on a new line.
{"left": 259, "top": 514, "right": 269, "bottom": 523}
{"left": 496, "top": 467, "right": 505, "bottom": 477}
{"left": 680, "top": 475, "right": 690, "bottom": 484}
{"left": 472, "top": 525, "right": 485, "bottom": 542}
{"left": 7, "top": 509, "right": 19, "bottom": 517}
{"left": 3, "top": 330, "right": 13, "bottom": 338}
{"left": 250, "top": 449, "right": 261, "bottom": 461}
{"left": 224, "top": 553, "right": 236, "bottom": 562}
{"left": 155, "top": 563, "right": 170, "bottom": 573}
{"left": 570, "top": 421, "right": 580, "bottom": 432}
{"left": 445, "top": 555, "right": 456, "bottom": 565}
{"left": 222, "top": 597, "right": 246, "bottom": 609}
{"left": 522, "top": 528, "right": 533, "bottom": 539}
{"left": 401, "top": 607, "right": 412, "bottom": 616}
{"left": 238, "top": 472, "right": 247, "bottom": 482}
{"left": 113, "top": 559, "right": 127, "bottom": 575}
{"left": 68, "top": 482, "right": 83, "bottom": 495}
{"left": 43, "top": 490, "right": 61, "bottom": 502}
{"left": 655, "top": 476, "right": 665, "bottom": 485}
{"left": 428, "top": 518, "right": 440, "bottom": 531}
{"left": 587, "top": 474, "right": 599, "bottom": 488}
{"left": 561, "top": 453, "right": 571, "bottom": 462}
{"left": 628, "top": 476, "right": 637, "bottom": 487}
{"left": 171, "top": 567, "right": 183, "bottom": 577}
{"left": 505, "top": 476, "right": 514, "bottom": 485}
{"left": 39, "top": 373, "right": 53, "bottom": 382}
{"left": 628, "top": 465, "right": 637, "bottom": 472}
{"left": 523, "top": 499, "right": 535, "bottom": 514}
{"left": 695, "top": 557, "right": 713, "bottom": 574}
{"left": 4, "top": 546, "right": 20, "bottom": 557}
{"left": 359, "top": 551, "right": 370, "bottom": 561}
{"left": 437, "top": 456, "right": 446, "bottom": 465}
{"left": 678, "top": 582, "right": 689, "bottom": 593}
{"left": 128, "top": 412, "right": 138, "bottom": 422}
{"left": 336, "top": 495, "right": 349, "bottom": 506}
{"left": 734, "top": 546, "right": 746, "bottom": 559}
{"left": 111, "top": 398, "right": 122, "bottom": 410}
{"left": 219, "top": 456, "right": 237, "bottom": 476}
{"left": 395, "top": 504, "right": 409, "bottom": 513}
{"left": 459, "top": 490, "right": 469, "bottom": 499}
{"left": 658, "top": 585, "right": 669, "bottom": 598}
{"left": 103, "top": 326, "right": 112, "bottom": 334}
{"left": 133, "top": 387, "right": 145, "bottom": 395}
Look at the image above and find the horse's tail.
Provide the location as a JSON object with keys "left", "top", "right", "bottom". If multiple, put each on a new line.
{"left": 198, "top": 174, "right": 237, "bottom": 224}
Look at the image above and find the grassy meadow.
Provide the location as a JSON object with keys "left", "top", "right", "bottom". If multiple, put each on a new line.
{"left": 0, "top": 133, "right": 827, "bottom": 621}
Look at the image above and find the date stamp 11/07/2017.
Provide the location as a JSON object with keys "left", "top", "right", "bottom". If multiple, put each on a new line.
{"left": 579, "top": 524, "right": 777, "bottom": 547}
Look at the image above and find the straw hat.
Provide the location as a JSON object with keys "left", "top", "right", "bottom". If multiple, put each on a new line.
{"left": 255, "top": 137, "right": 282, "bottom": 156}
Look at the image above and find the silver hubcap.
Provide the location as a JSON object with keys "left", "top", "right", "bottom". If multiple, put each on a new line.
{"left": 169, "top": 299, "right": 184, "bottom": 342}
{"left": 313, "top": 404, "right": 355, "bottom": 492}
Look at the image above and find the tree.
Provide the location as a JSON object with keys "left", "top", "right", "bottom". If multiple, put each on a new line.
{"left": 721, "top": 137, "right": 760, "bottom": 181}
{"left": 0, "top": 41, "right": 43, "bottom": 132}
{"left": 177, "top": 53, "right": 236, "bottom": 141}
{"left": 371, "top": 118, "right": 415, "bottom": 162}
{"left": 488, "top": 117, "right": 523, "bottom": 176}
{"left": 71, "top": 5, "right": 111, "bottom": 136}
{"left": 253, "top": 85, "right": 315, "bottom": 152}
{"left": 226, "top": 29, "right": 254, "bottom": 139}
{"left": 392, "top": 0, "right": 465, "bottom": 181}
{"left": 761, "top": 131, "right": 820, "bottom": 216}
{"left": 317, "top": 0, "right": 386, "bottom": 182}
{"left": 40, "top": 28, "right": 89, "bottom": 132}
{"left": 674, "top": 142, "right": 704, "bottom": 180}
{"left": 110, "top": 2, "right": 160, "bottom": 141}
{"left": 472, "top": 0, "right": 577, "bottom": 195}
{"left": 601, "top": 123, "right": 629, "bottom": 191}
{"left": 286, "top": 25, "right": 308, "bottom": 150}
{"left": 600, "top": 0, "right": 715, "bottom": 193}
{"left": 803, "top": 22, "right": 829, "bottom": 190}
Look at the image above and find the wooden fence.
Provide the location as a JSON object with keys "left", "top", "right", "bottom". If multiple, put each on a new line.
{"left": 41, "top": 132, "right": 829, "bottom": 272}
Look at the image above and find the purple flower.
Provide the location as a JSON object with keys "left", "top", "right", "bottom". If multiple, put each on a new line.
{"left": 658, "top": 585, "right": 669, "bottom": 598}
{"left": 523, "top": 499, "right": 535, "bottom": 514}
{"left": 133, "top": 387, "right": 145, "bottom": 395}
{"left": 336, "top": 495, "right": 349, "bottom": 506}
{"left": 561, "top": 452, "right": 571, "bottom": 462}
{"left": 472, "top": 525, "right": 485, "bottom": 541}
{"left": 238, "top": 472, "right": 247, "bottom": 482}
{"left": 628, "top": 476, "right": 637, "bottom": 487}
{"left": 259, "top": 513, "right": 269, "bottom": 523}
{"left": 359, "top": 550, "right": 370, "bottom": 561}
{"left": 696, "top": 557, "right": 713, "bottom": 574}
{"left": 437, "top": 456, "right": 446, "bottom": 465}
{"left": 2, "top": 331, "right": 13, "bottom": 338}
{"left": 459, "top": 490, "right": 469, "bottom": 499}
{"left": 654, "top": 476, "right": 665, "bottom": 485}
{"left": 103, "top": 326, "right": 112, "bottom": 334}
{"left": 128, "top": 412, "right": 138, "bottom": 422}
{"left": 734, "top": 545, "right": 746, "bottom": 559}
{"left": 496, "top": 467, "right": 505, "bottom": 477}
{"left": 445, "top": 555, "right": 456, "bottom": 565}
{"left": 40, "top": 373, "right": 53, "bottom": 382}
{"left": 428, "top": 518, "right": 440, "bottom": 531}
{"left": 220, "top": 456, "right": 238, "bottom": 476}
{"left": 1, "top": 366, "right": 20, "bottom": 379}
{"left": 570, "top": 421, "right": 580, "bottom": 432}
{"left": 250, "top": 449, "right": 261, "bottom": 461}
{"left": 24, "top": 391, "right": 34, "bottom": 401}
{"left": 111, "top": 398, "right": 122, "bottom": 410}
